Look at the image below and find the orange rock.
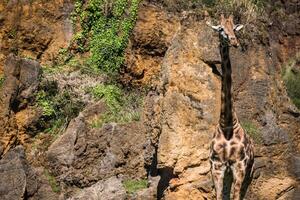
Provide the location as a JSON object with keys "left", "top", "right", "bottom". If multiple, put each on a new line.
{"left": 0, "top": 0, "right": 73, "bottom": 68}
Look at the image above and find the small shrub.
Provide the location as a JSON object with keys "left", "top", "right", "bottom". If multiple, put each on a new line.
{"left": 90, "top": 109, "right": 140, "bottom": 128}
{"left": 88, "top": 84, "right": 143, "bottom": 128}
{"left": 44, "top": 170, "right": 61, "bottom": 193}
{"left": 7, "top": 28, "right": 17, "bottom": 39}
{"left": 71, "top": 31, "right": 86, "bottom": 53}
{"left": 36, "top": 87, "right": 57, "bottom": 117}
{"left": 123, "top": 179, "right": 148, "bottom": 194}
{"left": 0, "top": 75, "right": 5, "bottom": 88}
{"left": 90, "top": 116, "right": 104, "bottom": 128}
{"left": 24, "top": 55, "right": 35, "bottom": 60}
{"left": 43, "top": 56, "right": 83, "bottom": 75}
{"left": 71, "top": 0, "right": 83, "bottom": 26}
{"left": 36, "top": 80, "right": 84, "bottom": 134}
{"left": 241, "top": 120, "right": 262, "bottom": 144}
{"left": 67, "top": 57, "right": 81, "bottom": 69}
{"left": 90, "top": 111, "right": 119, "bottom": 128}
{"left": 71, "top": 0, "right": 140, "bottom": 73}
{"left": 282, "top": 54, "right": 300, "bottom": 109}
{"left": 122, "top": 110, "right": 140, "bottom": 122}
{"left": 53, "top": 48, "right": 73, "bottom": 65}
{"left": 42, "top": 66, "right": 68, "bottom": 75}
{"left": 89, "top": 84, "right": 123, "bottom": 110}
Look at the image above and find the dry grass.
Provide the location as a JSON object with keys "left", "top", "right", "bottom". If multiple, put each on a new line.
{"left": 155, "top": 0, "right": 267, "bottom": 44}
{"left": 217, "top": 0, "right": 262, "bottom": 24}
{"left": 206, "top": 0, "right": 268, "bottom": 46}
{"left": 0, "top": 74, "right": 4, "bottom": 88}
{"left": 155, "top": 0, "right": 264, "bottom": 22}
{"left": 123, "top": 179, "right": 148, "bottom": 194}
{"left": 282, "top": 52, "right": 300, "bottom": 109}
{"left": 241, "top": 120, "right": 262, "bottom": 144}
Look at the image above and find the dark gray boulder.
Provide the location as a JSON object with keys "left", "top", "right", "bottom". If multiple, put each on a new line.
{"left": 67, "top": 176, "right": 127, "bottom": 200}
{"left": 46, "top": 102, "right": 147, "bottom": 188}
{"left": 0, "top": 146, "right": 38, "bottom": 200}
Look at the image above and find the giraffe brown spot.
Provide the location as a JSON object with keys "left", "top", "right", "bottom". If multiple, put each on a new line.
{"left": 228, "top": 160, "right": 235, "bottom": 165}
{"left": 239, "top": 148, "right": 245, "bottom": 160}
{"left": 211, "top": 150, "right": 220, "bottom": 162}
{"left": 218, "top": 142, "right": 227, "bottom": 149}
{"left": 230, "top": 141, "right": 236, "bottom": 145}
{"left": 235, "top": 134, "right": 241, "bottom": 140}
{"left": 222, "top": 150, "right": 226, "bottom": 162}
{"left": 234, "top": 182, "right": 241, "bottom": 190}
{"left": 239, "top": 171, "right": 245, "bottom": 179}
{"left": 214, "top": 162, "right": 223, "bottom": 170}
{"left": 229, "top": 147, "right": 236, "bottom": 158}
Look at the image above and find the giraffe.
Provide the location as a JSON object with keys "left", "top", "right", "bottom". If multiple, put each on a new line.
{"left": 207, "top": 15, "right": 254, "bottom": 200}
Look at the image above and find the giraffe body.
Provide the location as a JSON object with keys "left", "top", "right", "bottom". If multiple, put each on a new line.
{"left": 207, "top": 15, "right": 254, "bottom": 200}
{"left": 210, "top": 123, "right": 254, "bottom": 200}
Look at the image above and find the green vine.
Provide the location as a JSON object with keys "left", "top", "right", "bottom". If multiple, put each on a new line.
{"left": 72, "top": 0, "right": 140, "bottom": 73}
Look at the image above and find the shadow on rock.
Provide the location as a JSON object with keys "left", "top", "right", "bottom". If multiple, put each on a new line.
{"left": 157, "top": 167, "right": 177, "bottom": 199}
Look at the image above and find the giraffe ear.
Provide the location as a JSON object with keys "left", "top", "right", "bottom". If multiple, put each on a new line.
{"left": 211, "top": 25, "right": 222, "bottom": 31}
{"left": 234, "top": 24, "right": 244, "bottom": 31}
{"left": 206, "top": 21, "right": 222, "bottom": 31}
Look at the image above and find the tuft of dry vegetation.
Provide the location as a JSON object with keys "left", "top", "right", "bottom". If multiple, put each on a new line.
{"left": 154, "top": 0, "right": 265, "bottom": 20}
{"left": 123, "top": 179, "right": 148, "bottom": 194}
{"left": 211, "top": 0, "right": 265, "bottom": 23}
{"left": 241, "top": 120, "right": 262, "bottom": 144}
{"left": 155, "top": 0, "right": 268, "bottom": 46}
{"left": 44, "top": 169, "right": 61, "bottom": 193}
{"left": 0, "top": 74, "right": 4, "bottom": 88}
{"left": 87, "top": 84, "right": 143, "bottom": 128}
{"left": 282, "top": 53, "right": 300, "bottom": 109}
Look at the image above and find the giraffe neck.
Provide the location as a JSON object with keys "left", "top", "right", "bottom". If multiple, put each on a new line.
{"left": 219, "top": 41, "right": 238, "bottom": 140}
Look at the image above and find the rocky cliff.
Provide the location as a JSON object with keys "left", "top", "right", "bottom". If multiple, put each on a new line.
{"left": 0, "top": 0, "right": 299, "bottom": 200}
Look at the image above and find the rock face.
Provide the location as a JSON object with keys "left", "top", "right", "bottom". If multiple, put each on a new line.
{"left": 68, "top": 176, "right": 127, "bottom": 200}
{"left": 134, "top": 176, "right": 160, "bottom": 200}
{"left": 46, "top": 102, "right": 147, "bottom": 188}
{"left": 153, "top": 18, "right": 220, "bottom": 200}
{"left": 0, "top": 0, "right": 73, "bottom": 71}
{"left": 123, "top": 2, "right": 180, "bottom": 86}
{"left": 141, "top": 6, "right": 300, "bottom": 200}
{"left": 0, "top": 1, "right": 300, "bottom": 200}
{"left": 0, "top": 146, "right": 59, "bottom": 200}
{"left": 0, "top": 146, "right": 38, "bottom": 200}
{"left": 0, "top": 54, "right": 41, "bottom": 156}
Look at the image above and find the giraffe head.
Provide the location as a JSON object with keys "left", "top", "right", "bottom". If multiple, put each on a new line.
{"left": 207, "top": 14, "right": 243, "bottom": 47}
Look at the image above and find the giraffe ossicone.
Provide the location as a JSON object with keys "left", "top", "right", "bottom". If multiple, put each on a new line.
{"left": 207, "top": 14, "right": 255, "bottom": 200}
